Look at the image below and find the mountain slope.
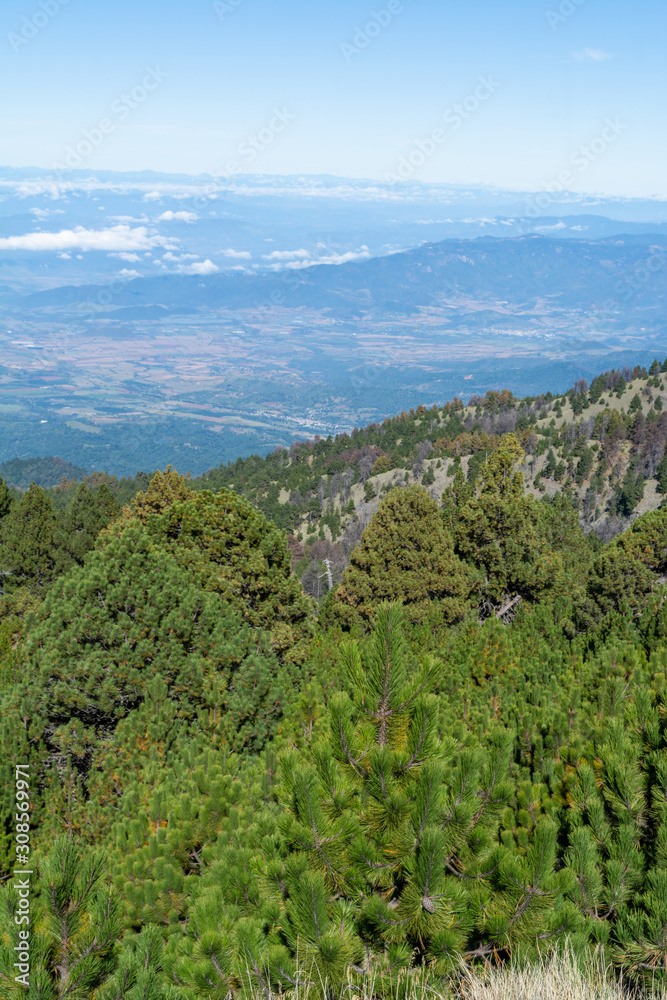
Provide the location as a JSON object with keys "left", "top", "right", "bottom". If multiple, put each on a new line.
{"left": 15, "top": 234, "right": 667, "bottom": 324}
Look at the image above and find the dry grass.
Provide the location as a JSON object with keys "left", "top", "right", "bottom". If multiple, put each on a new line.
{"left": 457, "top": 951, "right": 665, "bottom": 1000}
{"left": 265, "top": 950, "right": 667, "bottom": 1000}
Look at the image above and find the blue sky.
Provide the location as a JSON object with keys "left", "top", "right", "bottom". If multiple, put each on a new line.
{"left": 1, "top": 0, "right": 665, "bottom": 196}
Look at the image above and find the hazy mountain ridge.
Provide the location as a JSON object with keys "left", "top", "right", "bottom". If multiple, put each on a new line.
{"left": 13, "top": 233, "right": 667, "bottom": 321}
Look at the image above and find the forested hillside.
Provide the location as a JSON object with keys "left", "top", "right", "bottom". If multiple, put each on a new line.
{"left": 6, "top": 358, "right": 667, "bottom": 602}
{"left": 1, "top": 361, "right": 667, "bottom": 997}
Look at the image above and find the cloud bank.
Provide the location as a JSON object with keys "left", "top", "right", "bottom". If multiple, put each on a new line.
{"left": 157, "top": 210, "right": 198, "bottom": 222}
{"left": 0, "top": 224, "right": 177, "bottom": 253}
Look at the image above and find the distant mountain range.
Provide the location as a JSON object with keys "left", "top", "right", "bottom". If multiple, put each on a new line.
{"left": 1, "top": 167, "right": 666, "bottom": 477}
{"left": 13, "top": 233, "right": 667, "bottom": 329}
{"left": 2, "top": 166, "right": 667, "bottom": 295}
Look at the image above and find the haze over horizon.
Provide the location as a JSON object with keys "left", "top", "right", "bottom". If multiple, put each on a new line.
{"left": 1, "top": 0, "right": 666, "bottom": 479}
{"left": 2, "top": 0, "right": 665, "bottom": 198}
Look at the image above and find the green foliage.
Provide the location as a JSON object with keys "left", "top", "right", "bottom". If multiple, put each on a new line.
{"left": 330, "top": 486, "right": 472, "bottom": 629}
{"left": 57, "top": 483, "right": 117, "bottom": 565}
{"left": 0, "top": 476, "right": 12, "bottom": 521}
{"left": 452, "top": 436, "right": 586, "bottom": 610}
{"left": 0, "top": 838, "right": 120, "bottom": 998}
{"left": 25, "top": 523, "right": 304, "bottom": 763}
{"left": 6, "top": 365, "right": 667, "bottom": 995}
{"left": 610, "top": 465, "right": 645, "bottom": 518}
{"left": 145, "top": 489, "right": 315, "bottom": 662}
{"left": 584, "top": 546, "right": 656, "bottom": 623}
{"left": 0, "top": 484, "right": 63, "bottom": 596}
{"left": 441, "top": 464, "right": 474, "bottom": 532}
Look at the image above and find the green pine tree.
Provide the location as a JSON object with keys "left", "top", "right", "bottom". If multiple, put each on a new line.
{"left": 454, "top": 436, "right": 564, "bottom": 609}
{"left": 58, "top": 483, "right": 108, "bottom": 565}
{"left": 0, "top": 483, "right": 60, "bottom": 595}
{"left": 0, "top": 476, "right": 13, "bottom": 521}
{"left": 441, "top": 464, "right": 474, "bottom": 532}
{"left": 330, "top": 485, "right": 473, "bottom": 629}
{"left": 0, "top": 838, "right": 121, "bottom": 998}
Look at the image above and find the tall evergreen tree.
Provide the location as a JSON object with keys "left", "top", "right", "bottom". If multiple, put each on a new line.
{"left": 95, "top": 482, "right": 121, "bottom": 521}
{"left": 58, "top": 483, "right": 107, "bottom": 565}
{"left": 440, "top": 464, "right": 474, "bottom": 533}
{"left": 0, "top": 476, "right": 13, "bottom": 521}
{"left": 24, "top": 522, "right": 299, "bottom": 777}
{"left": 0, "top": 483, "right": 60, "bottom": 595}
{"left": 132, "top": 466, "right": 194, "bottom": 522}
{"left": 145, "top": 489, "right": 316, "bottom": 663}
{"left": 330, "top": 485, "right": 472, "bottom": 629}
{"left": 453, "top": 436, "right": 570, "bottom": 610}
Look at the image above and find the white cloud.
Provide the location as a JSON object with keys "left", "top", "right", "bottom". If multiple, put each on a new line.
{"left": 0, "top": 225, "right": 178, "bottom": 253}
{"left": 30, "top": 207, "right": 64, "bottom": 219}
{"left": 331, "top": 247, "right": 370, "bottom": 264}
{"left": 263, "top": 248, "right": 310, "bottom": 261}
{"left": 58, "top": 252, "right": 71, "bottom": 259}
{"left": 0, "top": 174, "right": 532, "bottom": 209}
{"left": 219, "top": 248, "right": 252, "bottom": 259}
{"left": 110, "top": 251, "right": 142, "bottom": 262}
{"left": 117, "top": 268, "right": 141, "bottom": 278}
{"left": 163, "top": 251, "right": 200, "bottom": 261}
{"left": 0, "top": 174, "right": 477, "bottom": 209}
{"left": 573, "top": 48, "right": 613, "bottom": 61}
{"left": 288, "top": 247, "right": 371, "bottom": 269}
{"left": 108, "top": 214, "right": 149, "bottom": 223}
{"left": 176, "top": 258, "right": 218, "bottom": 275}
{"left": 157, "top": 210, "right": 199, "bottom": 222}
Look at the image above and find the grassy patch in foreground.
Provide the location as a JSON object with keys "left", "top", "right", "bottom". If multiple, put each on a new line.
{"left": 458, "top": 951, "right": 666, "bottom": 1000}
{"left": 257, "top": 950, "right": 667, "bottom": 1000}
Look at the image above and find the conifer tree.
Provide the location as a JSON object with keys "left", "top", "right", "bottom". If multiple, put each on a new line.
{"left": 132, "top": 466, "right": 194, "bottom": 522}
{"left": 96, "top": 482, "right": 121, "bottom": 521}
{"left": 0, "top": 475, "right": 13, "bottom": 521}
{"left": 24, "top": 523, "right": 297, "bottom": 768}
{"left": 453, "top": 436, "right": 570, "bottom": 610}
{"left": 99, "top": 466, "right": 195, "bottom": 540}
{"left": 0, "top": 838, "right": 120, "bottom": 998}
{"left": 616, "top": 507, "right": 667, "bottom": 575}
{"left": 562, "top": 690, "right": 667, "bottom": 986}
{"left": 330, "top": 485, "right": 472, "bottom": 629}
{"left": 0, "top": 483, "right": 60, "bottom": 595}
{"left": 98, "top": 927, "right": 180, "bottom": 1000}
{"left": 58, "top": 482, "right": 108, "bottom": 565}
{"left": 585, "top": 547, "right": 656, "bottom": 622}
{"left": 440, "top": 464, "right": 474, "bottom": 532}
{"left": 146, "top": 489, "right": 316, "bottom": 662}
{"left": 262, "top": 604, "right": 573, "bottom": 981}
